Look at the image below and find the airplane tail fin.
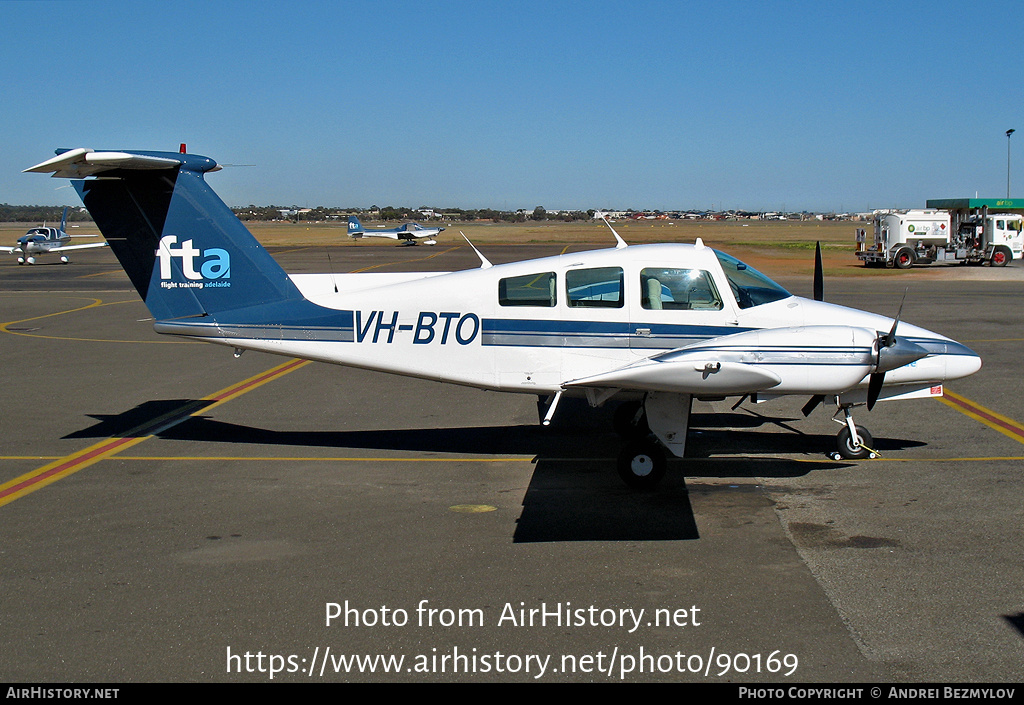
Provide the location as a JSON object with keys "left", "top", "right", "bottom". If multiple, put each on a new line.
{"left": 59, "top": 207, "right": 68, "bottom": 232}
{"left": 26, "top": 149, "right": 305, "bottom": 323}
{"left": 347, "top": 216, "right": 363, "bottom": 238}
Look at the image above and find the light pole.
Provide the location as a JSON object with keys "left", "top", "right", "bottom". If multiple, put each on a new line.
{"left": 1007, "top": 129, "right": 1015, "bottom": 199}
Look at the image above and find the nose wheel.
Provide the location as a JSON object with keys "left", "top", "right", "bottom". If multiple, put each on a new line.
{"left": 830, "top": 404, "right": 878, "bottom": 460}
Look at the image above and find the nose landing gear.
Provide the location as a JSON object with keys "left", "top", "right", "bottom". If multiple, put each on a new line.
{"left": 830, "top": 402, "right": 878, "bottom": 460}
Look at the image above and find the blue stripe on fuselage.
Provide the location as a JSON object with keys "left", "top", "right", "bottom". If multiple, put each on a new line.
{"left": 480, "top": 318, "right": 750, "bottom": 349}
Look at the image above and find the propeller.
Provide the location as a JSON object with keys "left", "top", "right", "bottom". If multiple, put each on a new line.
{"left": 802, "top": 243, "right": 827, "bottom": 416}
{"left": 866, "top": 290, "right": 929, "bottom": 410}
{"left": 813, "top": 241, "right": 824, "bottom": 302}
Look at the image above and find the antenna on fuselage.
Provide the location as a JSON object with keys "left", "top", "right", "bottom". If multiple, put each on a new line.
{"left": 461, "top": 232, "right": 492, "bottom": 269}
{"left": 600, "top": 216, "right": 628, "bottom": 249}
{"left": 326, "top": 251, "right": 339, "bottom": 293}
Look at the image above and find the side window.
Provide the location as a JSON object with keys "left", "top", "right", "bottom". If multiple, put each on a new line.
{"left": 499, "top": 272, "right": 556, "bottom": 307}
{"left": 997, "top": 220, "right": 1006, "bottom": 230}
{"left": 566, "top": 266, "right": 624, "bottom": 308}
{"left": 641, "top": 268, "right": 723, "bottom": 310}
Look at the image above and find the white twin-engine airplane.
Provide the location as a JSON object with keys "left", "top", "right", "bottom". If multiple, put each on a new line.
{"left": 347, "top": 215, "right": 443, "bottom": 245}
{"left": 25, "top": 148, "right": 982, "bottom": 488}
{"left": 0, "top": 206, "right": 108, "bottom": 264}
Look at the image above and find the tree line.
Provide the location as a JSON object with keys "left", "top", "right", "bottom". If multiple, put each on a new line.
{"left": 234, "top": 205, "right": 597, "bottom": 223}
{"left": 0, "top": 205, "right": 93, "bottom": 223}
{"left": 1, "top": 203, "right": 598, "bottom": 224}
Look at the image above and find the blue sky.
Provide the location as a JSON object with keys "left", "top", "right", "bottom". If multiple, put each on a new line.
{"left": 2, "top": 0, "right": 1022, "bottom": 212}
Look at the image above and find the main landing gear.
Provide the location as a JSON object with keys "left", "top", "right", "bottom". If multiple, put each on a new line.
{"left": 617, "top": 438, "right": 667, "bottom": 490}
{"left": 611, "top": 396, "right": 688, "bottom": 490}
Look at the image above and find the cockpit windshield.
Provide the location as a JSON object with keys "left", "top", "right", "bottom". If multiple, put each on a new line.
{"left": 714, "top": 250, "right": 792, "bottom": 309}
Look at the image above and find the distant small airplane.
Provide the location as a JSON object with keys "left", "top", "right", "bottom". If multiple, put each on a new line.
{"left": 347, "top": 216, "right": 443, "bottom": 245}
{"left": 0, "top": 207, "right": 108, "bottom": 264}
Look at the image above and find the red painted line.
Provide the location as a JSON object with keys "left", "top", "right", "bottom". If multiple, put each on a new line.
{"left": 1, "top": 358, "right": 311, "bottom": 508}
{"left": 0, "top": 436, "right": 136, "bottom": 501}
{"left": 942, "top": 393, "right": 1024, "bottom": 438}
{"left": 208, "top": 358, "right": 307, "bottom": 401}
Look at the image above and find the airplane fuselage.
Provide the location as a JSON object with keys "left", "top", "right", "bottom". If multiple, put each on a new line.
{"left": 16, "top": 228, "right": 69, "bottom": 254}
{"left": 154, "top": 243, "right": 979, "bottom": 403}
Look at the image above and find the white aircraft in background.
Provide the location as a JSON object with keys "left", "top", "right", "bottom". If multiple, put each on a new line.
{"left": 347, "top": 216, "right": 443, "bottom": 245}
{"left": 26, "top": 147, "right": 982, "bottom": 488}
{"left": 1, "top": 207, "right": 108, "bottom": 264}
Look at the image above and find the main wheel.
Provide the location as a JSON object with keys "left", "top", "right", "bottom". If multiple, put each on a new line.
{"left": 894, "top": 248, "right": 914, "bottom": 270}
{"left": 991, "top": 247, "right": 1010, "bottom": 267}
{"left": 617, "top": 439, "right": 667, "bottom": 489}
{"left": 836, "top": 425, "right": 873, "bottom": 460}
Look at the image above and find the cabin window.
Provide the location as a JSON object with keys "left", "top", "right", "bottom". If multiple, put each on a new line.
{"left": 498, "top": 272, "right": 557, "bottom": 307}
{"left": 566, "top": 266, "right": 624, "bottom": 308}
{"left": 640, "top": 268, "right": 722, "bottom": 310}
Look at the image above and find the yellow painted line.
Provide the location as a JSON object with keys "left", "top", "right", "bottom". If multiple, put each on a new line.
{"left": 2, "top": 297, "right": 107, "bottom": 332}
{"left": 75, "top": 269, "right": 124, "bottom": 279}
{"left": 865, "top": 457, "right": 1024, "bottom": 462}
{"left": 0, "top": 358, "right": 310, "bottom": 508}
{"left": 937, "top": 389, "right": 1024, "bottom": 445}
{"left": 113, "top": 455, "right": 534, "bottom": 462}
{"left": 0, "top": 436, "right": 152, "bottom": 507}
{"left": 1, "top": 297, "right": 191, "bottom": 344}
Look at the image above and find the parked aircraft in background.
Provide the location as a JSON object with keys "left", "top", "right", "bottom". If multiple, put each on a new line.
{"left": 25, "top": 147, "right": 982, "bottom": 488}
{"left": 347, "top": 216, "right": 442, "bottom": 245}
{"left": 0, "top": 207, "right": 107, "bottom": 264}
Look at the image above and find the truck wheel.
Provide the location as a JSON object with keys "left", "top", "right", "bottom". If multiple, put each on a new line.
{"left": 894, "top": 248, "right": 914, "bottom": 270}
{"left": 991, "top": 247, "right": 1011, "bottom": 267}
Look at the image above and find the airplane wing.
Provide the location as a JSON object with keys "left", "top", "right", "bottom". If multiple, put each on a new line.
{"left": 0, "top": 246, "right": 21, "bottom": 254}
{"left": 564, "top": 356, "right": 782, "bottom": 395}
{"left": 47, "top": 242, "right": 108, "bottom": 253}
{"left": 563, "top": 325, "right": 881, "bottom": 397}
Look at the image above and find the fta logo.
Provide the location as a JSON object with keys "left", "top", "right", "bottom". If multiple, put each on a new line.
{"left": 157, "top": 235, "right": 230, "bottom": 281}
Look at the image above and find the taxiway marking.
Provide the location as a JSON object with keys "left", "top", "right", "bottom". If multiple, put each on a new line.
{"left": 0, "top": 358, "right": 310, "bottom": 508}
{"left": 0, "top": 296, "right": 192, "bottom": 344}
{"left": 938, "top": 389, "right": 1024, "bottom": 445}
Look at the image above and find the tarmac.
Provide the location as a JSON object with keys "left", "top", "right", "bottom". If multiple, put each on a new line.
{"left": 1, "top": 243, "right": 1022, "bottom": 682}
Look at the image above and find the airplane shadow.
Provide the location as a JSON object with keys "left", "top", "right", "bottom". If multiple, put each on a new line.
{"left": 1004, "top": 613, "right": 1024, "bottom": 641}
{"left": 64, "top": 399, "right": 922, "bottom": 542}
